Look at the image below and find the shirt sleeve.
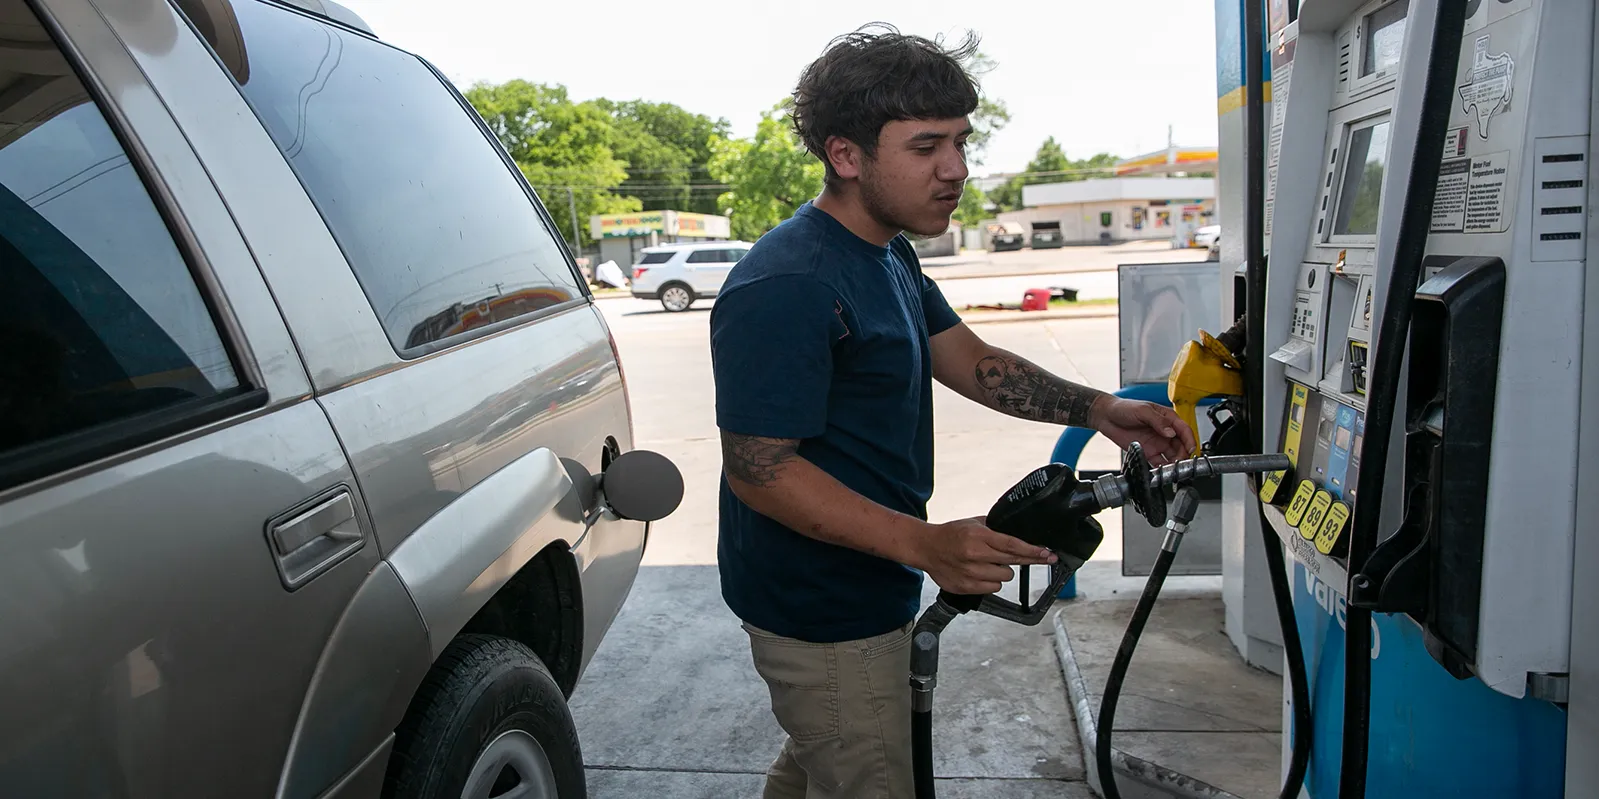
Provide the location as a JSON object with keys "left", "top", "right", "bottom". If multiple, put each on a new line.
{"left": 921, "top": 274, "right": 961, "bottom": 336}
{"left": 710, "top": 274, "right": 848, "bottom": 440}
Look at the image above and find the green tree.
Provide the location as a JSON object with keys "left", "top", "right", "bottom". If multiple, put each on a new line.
{"left": 987, "top": 140, "right": 1121, "bottom": 212}
{"left": 707, "top": 104, "right": 825, "bottom": 241}
{"left": 964, "top": 51, "right": 1011, "bottom": 167}
{"left": 595, "top": 99, "right": 730, "bottom": 214}
{"left": 464, "top": 80, "right": 640, "bottom": 248}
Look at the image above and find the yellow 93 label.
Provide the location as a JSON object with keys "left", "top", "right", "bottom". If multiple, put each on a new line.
{"left": 1314, "top": 501, "right": 1351, "bottom": 555}
{"left": 1284, "top": 480, "right": 1317, "bottom": 529}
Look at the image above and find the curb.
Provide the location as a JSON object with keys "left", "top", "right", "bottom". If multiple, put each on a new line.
{"left": 1052, "top": 610, "right": 1245, "bottom": 799}
{"left": 957, "top": 306, "right": 1119, "bottom": 325}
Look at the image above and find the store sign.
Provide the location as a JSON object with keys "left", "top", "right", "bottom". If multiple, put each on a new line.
{"left": 595, "top": 212, "right": 666, "bottom": 239}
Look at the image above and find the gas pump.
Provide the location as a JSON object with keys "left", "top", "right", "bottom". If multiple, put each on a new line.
{"left": 1226, "top": 0, "right": 1588, "bottom": 794}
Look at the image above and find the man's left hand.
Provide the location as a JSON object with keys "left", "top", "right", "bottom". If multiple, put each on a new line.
{"left": 1089, "top": 397, "right": 1196, "bottom": 465}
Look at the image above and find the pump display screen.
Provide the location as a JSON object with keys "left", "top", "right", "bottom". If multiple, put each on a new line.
{"left": 1332, "top": 118, "right": 1391, "bottom": 236}
{"left": 1362, "top": 1, "right": 1407, "bottom": 77}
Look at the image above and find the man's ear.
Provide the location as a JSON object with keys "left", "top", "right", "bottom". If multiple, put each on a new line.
{"left": 824, "top": 135, "right": 864, "bottom": 181}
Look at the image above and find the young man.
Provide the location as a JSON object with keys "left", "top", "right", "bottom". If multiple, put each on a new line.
{"left": 709, "top": 25, "right": 1196, "bottom": 799}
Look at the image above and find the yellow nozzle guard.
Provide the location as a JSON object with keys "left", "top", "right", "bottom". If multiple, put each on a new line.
{"left": 1167, "top": 330, "right": 1246, "bottom": 457}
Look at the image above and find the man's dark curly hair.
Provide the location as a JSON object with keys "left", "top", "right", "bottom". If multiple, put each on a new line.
{"left": 792, "top": 24, "right": 981, "bottom": 186}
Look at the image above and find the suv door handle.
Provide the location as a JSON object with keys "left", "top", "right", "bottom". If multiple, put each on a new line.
{"left": 268, "top": 488, "right": 365, "bottom": 590}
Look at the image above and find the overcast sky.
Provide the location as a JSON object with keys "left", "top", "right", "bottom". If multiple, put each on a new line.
{"left": 339, "top": 0, "right": 1220, "bottom": 177}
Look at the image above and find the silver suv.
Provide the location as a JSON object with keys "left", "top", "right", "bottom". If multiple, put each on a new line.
{"left": 0, "top": 1, "right": 680, "bottom": 798}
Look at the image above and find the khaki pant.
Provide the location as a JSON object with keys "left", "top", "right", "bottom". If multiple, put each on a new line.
{"left": 743, "top": 621, "right": 915, "bottom": 799}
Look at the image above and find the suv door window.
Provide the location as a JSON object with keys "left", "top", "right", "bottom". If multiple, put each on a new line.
{"left": 220, "top": 0, "right": 585, "bottom": 354}
{"left": 0, "top": 4, "right": 246, "bottom": 487}
{"left": 685, "top": 249, "right": 720, "bottom": 263}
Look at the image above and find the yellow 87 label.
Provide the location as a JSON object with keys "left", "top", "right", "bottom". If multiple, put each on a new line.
{"left": 1299, "top": 491, "right": 1334, "bottom": 540}
{"left": 1284, "top": 480, "right": 1317, "bottom": 530}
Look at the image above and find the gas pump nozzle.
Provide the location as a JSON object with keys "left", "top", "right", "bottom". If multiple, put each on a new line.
{"left": 1168, "top": 316, "right": 1251, "bottom": 457}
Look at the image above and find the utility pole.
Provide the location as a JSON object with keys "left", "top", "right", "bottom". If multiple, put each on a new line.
{"left": 566, "top": 187, "right": 583, "bottom": 255}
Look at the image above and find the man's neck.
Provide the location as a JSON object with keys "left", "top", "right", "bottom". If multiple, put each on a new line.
{"left": 812, "top": 188, "right": 899, "bottom": 247}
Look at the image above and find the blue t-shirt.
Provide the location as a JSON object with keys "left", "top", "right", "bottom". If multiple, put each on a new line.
{"left": 710, "top": 203, "right": 962, "bottom": 643}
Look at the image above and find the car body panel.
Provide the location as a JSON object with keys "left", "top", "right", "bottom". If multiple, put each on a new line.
{"left": 274, "top": 562, "right": 429, "bottom": 799}
{"left": 0, "top": 399, "right": 377, "bottom": 797}
{"left": 388, "top": 445, "right": 576, "bottom": 658}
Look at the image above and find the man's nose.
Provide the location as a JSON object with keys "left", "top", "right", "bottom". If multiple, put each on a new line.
{"left": 937, "top": 149, "right": 969, "bottom": 183}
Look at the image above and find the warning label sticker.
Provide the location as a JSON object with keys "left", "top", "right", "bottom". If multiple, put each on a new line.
{"left": 1466, "top": 151, "right": 1511, "bottom": 232}
{"left": 1458, "top": 35, "right": 1515, "bottom": 139}
{"left": 1432, "top": 159, "right": 1471, "bottom": 232}
{"left": 1264, "top": 47, "right": 1294, "bottom": 238}
{"left": 1433, "top": 150, "right": 1511, "bottom": 234}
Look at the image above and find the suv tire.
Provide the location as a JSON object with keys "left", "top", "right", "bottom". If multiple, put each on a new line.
{"left": 658, "top": 282, "right": 695, "bottom": 313}
{"left": 385, "top": 634, "right": 586, "bottom": 799}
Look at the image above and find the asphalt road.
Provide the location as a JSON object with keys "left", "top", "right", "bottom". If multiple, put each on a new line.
{"left": 919, "top": 239, "right": 1211, "bottom": 279}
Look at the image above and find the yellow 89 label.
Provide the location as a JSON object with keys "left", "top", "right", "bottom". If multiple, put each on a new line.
{"left": 1314, "top": 501, "right": 1351, "bottom": 555}
{"left": 1284, "top": 480, "right": 1317, "bottom": 529}
{"left": 1299, "top": 491, "right": 1334, "bottom": 539}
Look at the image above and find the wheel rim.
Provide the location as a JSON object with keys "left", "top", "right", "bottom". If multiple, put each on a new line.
{"left": 462, "top": 729, "right": 558, "bottom": 799}
{"left": 661, "top": 286, "right": 691, "bottom": 311}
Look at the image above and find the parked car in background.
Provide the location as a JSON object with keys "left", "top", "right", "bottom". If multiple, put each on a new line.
{"left": 629, "top": 240, "right": 755, "bottom": 312}
{"left": 1195, "top": 224, "right": 1221, "bottom": 251}
{"left": 0, "top": 1, "right": 680, "bottom": 798}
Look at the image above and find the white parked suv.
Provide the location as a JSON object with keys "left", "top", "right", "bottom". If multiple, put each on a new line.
{"left": 629, "top": 240, "right": 754, "bottom": 312}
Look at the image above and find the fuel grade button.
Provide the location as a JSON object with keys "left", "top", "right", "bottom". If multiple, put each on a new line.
{"left": 1314, "top": 500, "right": 1351, "bottom": 556}
{"left": 1298, "top": 490, "right": 1334, "bottom": 540}
{"left": 1284, "top": 480, "right": 1317, "bottom": 531}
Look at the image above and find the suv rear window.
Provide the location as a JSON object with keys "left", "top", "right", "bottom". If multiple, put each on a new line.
{"left": 221, "top": 0, "right": 584, "bottom": 353}
{"left": 637, "top": 251, "right": 675, "bottom": 265}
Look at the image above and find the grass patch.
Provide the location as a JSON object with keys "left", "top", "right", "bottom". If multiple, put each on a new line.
{"left": 1052, "top": 297, "right": 1117, "bottom": 307}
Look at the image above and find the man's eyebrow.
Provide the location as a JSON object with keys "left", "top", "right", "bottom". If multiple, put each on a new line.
{"left": 907, "top": 127, "right": 975, "bottom": 143}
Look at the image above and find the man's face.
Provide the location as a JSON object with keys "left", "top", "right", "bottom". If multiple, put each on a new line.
{"left": 857, "top": 117, "right": 972, "bottom": 237}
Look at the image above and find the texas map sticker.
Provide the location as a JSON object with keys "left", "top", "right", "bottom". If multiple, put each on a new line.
{"left": 1459, "top": 35, "right": 1514, "bottom": 139}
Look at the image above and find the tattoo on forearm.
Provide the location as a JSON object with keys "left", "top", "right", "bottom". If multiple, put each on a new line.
{"left": 974, "top": 354, "right": 1105, "bottom": 427}
{"left": 721, "top": 433, "right": 802, "bottom": 488}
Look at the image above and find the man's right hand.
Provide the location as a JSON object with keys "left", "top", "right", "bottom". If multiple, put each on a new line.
{"left": 913, "top": 517, "right": 1058, "bottom": 596}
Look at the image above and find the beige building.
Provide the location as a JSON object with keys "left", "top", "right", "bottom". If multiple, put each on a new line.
{"left": 997, "top": 176, "right": 1216, "bottom": 246}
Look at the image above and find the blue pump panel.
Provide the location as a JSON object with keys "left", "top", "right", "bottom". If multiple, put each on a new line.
{"left": 1293, "top": 562, "right": 1567, "bottom": 798}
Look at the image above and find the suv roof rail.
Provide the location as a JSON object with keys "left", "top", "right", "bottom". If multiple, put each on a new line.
{"left": 274, "top": 0, "right": 375, "bottom": 35}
